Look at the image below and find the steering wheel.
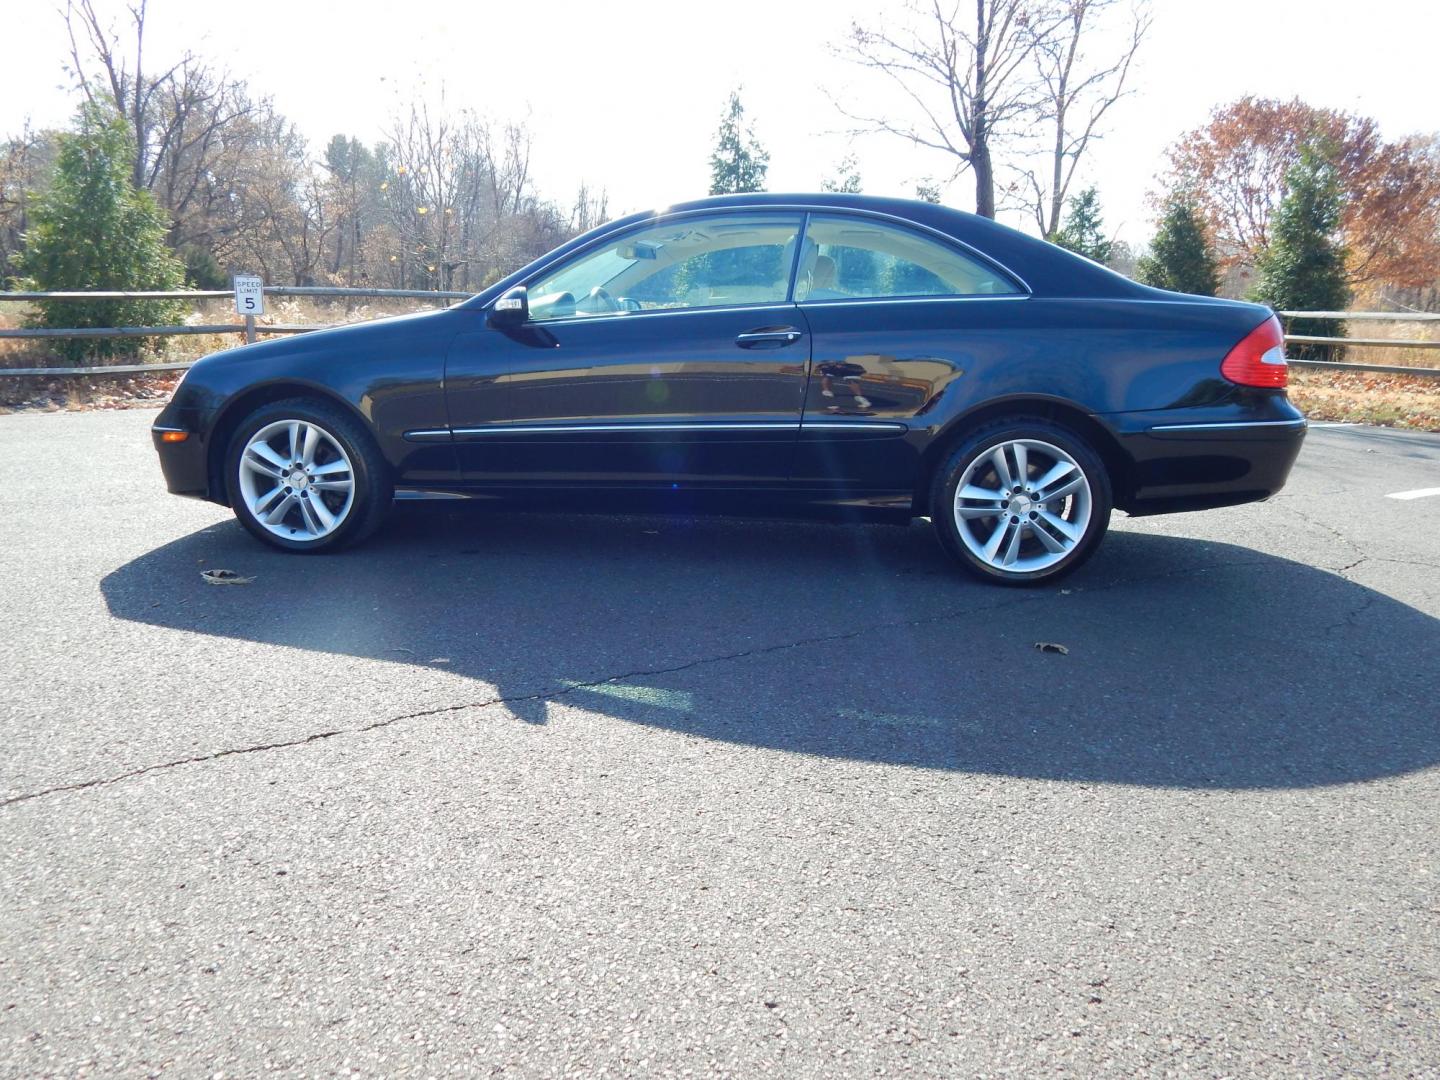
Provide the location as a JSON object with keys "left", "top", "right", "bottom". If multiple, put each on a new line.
{"left": 586, "top": 286, "right": 621, "bottom": 313}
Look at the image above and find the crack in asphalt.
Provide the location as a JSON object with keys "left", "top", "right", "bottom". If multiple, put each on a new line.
{"left": 0, "top": 552, "right": 1379, "bottom": 811}
{"left": 1324, "top": 591, "right": 1383, "bottom": 637}
{"left": 1260, "top": 503, "right": 1433, "bottom": 631}
{"left": 1364, "top": 556, "right": 1440, "bottom": 572}
{"left": 1274, "top": 501, "right": 1369, "bottom": 564}
{"left": 1264, "top": 502, "right": 1433, "bottom": 583}
{"left": 0, "top": 588, "right": 1054, "bottom": 811}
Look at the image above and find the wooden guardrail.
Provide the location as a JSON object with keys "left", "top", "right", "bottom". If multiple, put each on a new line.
{"left": 0, "top": 287, "right": 467, "bottom": 376}
{"left": 1, "top": 292, "right": 1437, "bottom": 378}
{"left": 0, "top": 287, "right": 472, "bottom": 302}
{"left": 1273, "top": 310, "right": 1440, "bottom": 379}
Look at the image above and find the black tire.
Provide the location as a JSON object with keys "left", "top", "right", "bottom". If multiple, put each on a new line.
{"left": 224, "top": 397, "right": 392, "bottom": 553}
{"left": 929, "top": 417, "right": 1112, "bottom": 586}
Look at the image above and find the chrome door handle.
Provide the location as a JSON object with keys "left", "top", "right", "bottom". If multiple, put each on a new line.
{"left": 736, "top": 327, "right": 804, "bottom": 349}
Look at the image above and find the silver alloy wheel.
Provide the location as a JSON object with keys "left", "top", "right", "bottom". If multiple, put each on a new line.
{"left": 237, "top": 419, "right": 355, "bottom": 542}
{"left": 952, "top": 437, "right": 1092, "bottom": 574}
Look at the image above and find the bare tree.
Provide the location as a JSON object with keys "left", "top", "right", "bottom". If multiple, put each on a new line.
{"left": 321, "top": 135, "right": 382, "bottom": 287}
{"left": 570, "top": 182, "right": 610, "bottom": 234}
{"left": 839, "top": 0, "right": 1062, "bottom": 218}
{"left": 148, "top": 64, "right": 255, "bottom": 239}
{"left": 50, "top": 8, "right": 586, "bottom": 290}
{"left": 221, "top": 108, "right": 336, "bottom": 285}
{"left": 476, "top": 119, "right": 541, "bottom": 280}
{"left": 381, "top": 104, "right": 547, "bottom": 290}
{"left": 0, "top": 125, "right": 59, "bottom": 281}
{"left": 63, "top": 0, "right": 259, "bottom": 270}
{"left": 63, "top": 0, "right": 186, "bottom": 189}
{"left": 383, "top": 101, "right": 487, "bottom": 290}
{"left": 1019, "top": 0, "right": 1148, "bottom": 237}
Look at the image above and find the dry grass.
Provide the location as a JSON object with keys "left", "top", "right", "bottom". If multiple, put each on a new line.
{"left": 1323, "top": 321, "right": 1440, "bottom": 368}
{"left": 163, "top": 297, "right": 441, "bottom": 365}
{"left": 1, "top": 296, "right": 444, "bottom": 365}
{"left": 1289, "top": 366, "right": 1440, "bottom": 432}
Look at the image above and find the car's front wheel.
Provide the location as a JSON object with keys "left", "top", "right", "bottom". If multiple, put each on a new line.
{"left": 931, "top": 418, "right": 1112, "bottom": 585}
{"left": 225, "top": 398, "right": 392, "bottom": 552}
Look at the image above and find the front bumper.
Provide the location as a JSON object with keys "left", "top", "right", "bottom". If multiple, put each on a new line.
{"left": 152, "top": 422, "right": 212, "bottom": 499}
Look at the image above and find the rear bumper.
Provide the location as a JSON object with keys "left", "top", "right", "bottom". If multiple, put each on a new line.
{"left": 1104, "top": 410, "right": 1307, "bottom": 516}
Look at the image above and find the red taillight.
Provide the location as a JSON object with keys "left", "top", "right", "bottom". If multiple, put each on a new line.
{"left": 1221, "top": 315, "right": 1288, "bottom": 389}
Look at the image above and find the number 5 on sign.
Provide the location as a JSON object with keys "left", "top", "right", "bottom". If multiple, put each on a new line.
{"left": 233, "top": 275, "right": 264, "bottom": 316}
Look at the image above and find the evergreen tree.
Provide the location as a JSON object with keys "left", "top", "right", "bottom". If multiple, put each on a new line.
{"left": 1051, "top": 186, "right": 1111, "bottom": 264}
{"left": 179, "top": 244, "right": 227, "bottom": 289}
{"left": 1251, "top": 139, "right": 1350, "bottom": 361}
{"left": 821, "top": 154, "right": 863, "bottom": 194}
{"left": 1136, "top": 194, "right": 1220, "bottom": 295}
{"left": 17, "top": 104, "right": 185, "bottom": 361}
{"left": 323, "top": 134, "right": 381, "bottom": 286}
{"left": 708, "top": 91, "right": 769, "bottom": 195}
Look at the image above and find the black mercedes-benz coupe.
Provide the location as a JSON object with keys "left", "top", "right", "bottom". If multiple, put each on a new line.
{"left": 152, "top": 192, "right": 1305, "bottom": 584}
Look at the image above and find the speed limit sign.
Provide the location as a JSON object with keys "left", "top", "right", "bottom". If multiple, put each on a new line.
{"left": 233, "top": 275, "right": 264, "bottom": 316}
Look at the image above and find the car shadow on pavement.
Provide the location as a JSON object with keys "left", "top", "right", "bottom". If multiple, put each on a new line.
{"left": 100, "top": 505, "right": 1439, "bottom": 791}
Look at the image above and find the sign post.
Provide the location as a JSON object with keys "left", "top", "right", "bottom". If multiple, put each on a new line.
{"left": 233, "top": 275, "right": 264, "bottom": 344}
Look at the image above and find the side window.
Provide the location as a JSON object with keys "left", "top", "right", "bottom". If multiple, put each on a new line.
{"left": 527, "top": 213, "right": 803, "bottom": 321}
{"left": 796, "top": 214, "right": 1020, "bottom": 302}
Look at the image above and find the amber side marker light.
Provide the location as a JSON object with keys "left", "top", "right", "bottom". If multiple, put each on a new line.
{"left": 159, "top": 430, "right": 189, "bottom": 443}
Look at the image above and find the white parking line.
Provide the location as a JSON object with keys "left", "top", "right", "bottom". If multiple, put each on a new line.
{"left": 1385, "top": 487, "right": 1440, "bottom": 501}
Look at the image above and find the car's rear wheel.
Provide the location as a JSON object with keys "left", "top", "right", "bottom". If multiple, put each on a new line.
{"left": 225, "top": 398, "right": 391, "bottom": 552}
{"left": 930, "top": 418, "right": 1112, "bottom": 585}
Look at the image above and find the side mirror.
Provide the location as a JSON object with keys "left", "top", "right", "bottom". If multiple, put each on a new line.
{"left": 489, "top": 285, "right": 528, "bottom": 327}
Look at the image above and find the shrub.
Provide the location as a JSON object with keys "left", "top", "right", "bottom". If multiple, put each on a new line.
{"left": 1137, "top": 195, "right": 1220, "bottom": 296}
{"left": 1250, "top": 139, "right": 1350, "bottom": 361}
{"left": 14, "top": 104, "right": 186, "bottom": 363}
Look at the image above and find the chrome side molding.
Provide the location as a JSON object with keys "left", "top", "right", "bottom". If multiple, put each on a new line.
{"left": 1148, "top": 419, "right": 1308, "bottom": 432}
{"left": 404, "top": 419, "right": 911, "bottom": 441}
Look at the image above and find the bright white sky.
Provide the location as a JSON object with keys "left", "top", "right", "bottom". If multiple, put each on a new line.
{"left": 3, "top": 0, "right": 1437, "bottom": 245}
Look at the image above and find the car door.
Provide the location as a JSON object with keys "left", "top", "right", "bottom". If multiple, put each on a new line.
{"left": 792, "top": 212, "right": 1029, "bottom": 492}
{"left": 444, "top": 211, "right": 810, "bottom": 488}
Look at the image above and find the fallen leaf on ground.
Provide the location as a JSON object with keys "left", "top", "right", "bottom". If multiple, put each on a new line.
{"left": 1034, "top": 642, "right": 1069, "bottom": 655}
{"left": 201, "top": 569, "right": 253, "bottom": 585}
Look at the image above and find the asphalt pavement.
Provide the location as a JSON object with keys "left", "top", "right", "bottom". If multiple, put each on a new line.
{"left": 1, "top": 408, "right": 1437, "bottom": 1077}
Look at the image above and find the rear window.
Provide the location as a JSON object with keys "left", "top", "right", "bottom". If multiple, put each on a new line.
{"left": 797, "top": 214, "right": 1020, "bottom": 301}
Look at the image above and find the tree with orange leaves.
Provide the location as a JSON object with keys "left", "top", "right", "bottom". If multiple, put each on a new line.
{"left": 1159, "top": 97, "right": 1440, "bottom": 290}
